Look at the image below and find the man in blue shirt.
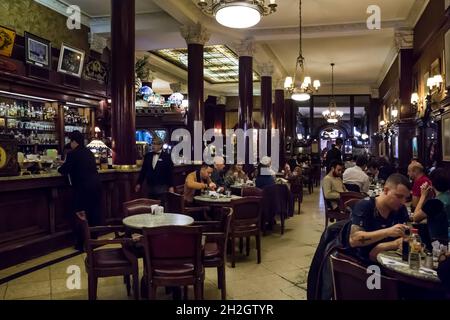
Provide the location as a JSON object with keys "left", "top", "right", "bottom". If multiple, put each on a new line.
{"left": 348, "top": 173, "right": 411, "bottom": 262}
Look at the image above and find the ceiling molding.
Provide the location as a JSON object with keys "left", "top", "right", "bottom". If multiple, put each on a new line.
{"left": 405, "top": 0, "right": 430, "bottom": 28}
{"left": 250, "top": 20, "right": 406, "bottom": 41}
{"left": 90, "top": 12, "right": 181, "bottom": 34}
{"left": 35, "top": 0, "right": 91, "bottom": 26}
{"left": 376, "top": 41, "right": 398, "bottom": 88}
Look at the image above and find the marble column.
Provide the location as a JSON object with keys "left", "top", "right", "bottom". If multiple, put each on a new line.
{"left": 237, "top": 39, "right": 255, "bottom": 130}
{"left": 111, "top": 0, "right": 136, "bottom": 165}
{"left": 181, "top": 23, "right": 210, "bottom": 134}
{"left": 259, "top": 63, "right": 274, "bottom": 153}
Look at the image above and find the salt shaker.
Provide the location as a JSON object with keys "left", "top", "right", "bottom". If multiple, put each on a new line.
{"left": 424, "top": 251, "right": 433, "bottom": 269}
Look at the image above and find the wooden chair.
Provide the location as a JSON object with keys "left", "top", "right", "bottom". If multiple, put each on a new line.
{"left": 322, "top": 190, "right": 348, "bottom": 229}
{"left": 344, "top": 183, "right": 361, "bottom": 193}
{"left": 122, "top": 198, "right": 161, "bottom": 217}
{"left": 339, "top": 192, "right": 365, "bottom": 213}
{"left": 76, "top": 211, "right": 139, "bottom": 300}
{"left": 302, "top": 167, "right": 314, "bottom": 194}
{"left": 289, "top": 176, "right": 303, "bottom": 215}
{"left": 229, "top": 197, "right": 262, "bottom": 268}
{"left": 241, "top": 186, "right": 263, "bottom": 197}
{"left": 175, "top": 185, "right": 185, "bottom": 195}
{"left": 330, "top": 253, "right": 399, "bottom": 300}
{"left": 165, "top": 191, "right": 210, "bottom": 220}
{"left": 141, "top": 225, "right": 204, "bottom": 300}
{"left": 194, "top": 207, "right": 233, "bottom": 300}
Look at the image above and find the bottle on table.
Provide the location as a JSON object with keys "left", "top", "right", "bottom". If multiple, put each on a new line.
{"left": 402, "top": 228, "right": 411, "bottom": 262}
{"left": 409, "top": 228, "right": 422, "bottom": 270}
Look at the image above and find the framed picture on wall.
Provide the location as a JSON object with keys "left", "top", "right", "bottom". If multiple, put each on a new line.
{"left": 0, "top": 25, "right": 16, "bottom": 57}
{"left": 57, "top": 43, "right": 85, "bottom": 78}
{"left": 24, "top": 32, "right": 51, "bottom": 69}
{"left": 442, "top": 112, "right": 450, "bottom": 162}
{"left": 445, "top": 29, "right": 450, "bottom": 89}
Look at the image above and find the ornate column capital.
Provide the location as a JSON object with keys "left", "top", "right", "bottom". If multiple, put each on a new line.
{"left": 394, "top": 29, "right": 414, "bottom": 51}
{"left": 274, "top": 78, "right": 285, "bottom": 91}
{"left": 370, "top": 87, "right": 380, "bottom": 99}
{"left": 217, "top": 96, "right": 227, "bottom": 105}
{"left": 259, "top": 62, "right": 274, "bottom": 77}
{"left": 235, "top": 38, "right": 256, "bottom": 57}
{"left": 180, "top": 23, "right": 211, "bottom": 45}
{"left": 89, "top": 33, "right": 108, "bottom": 54}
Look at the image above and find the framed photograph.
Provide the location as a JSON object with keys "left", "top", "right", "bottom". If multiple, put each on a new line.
{"left": 24, "top": 32, "right": 51, "bottom": 69}
{"left": 442, "top": 112, "right": 450, "bottom": 162}
{"left": 412, "top": 137, "right": 418, "bottom": 159}
{"left": 82, "top": 56, "right": 107, "bottom": 84}
{"left": 445, "top": 29, "right": 450, "bottom": 89}
{"left": 57, "top": 43, "right": 85, "bottom": 78}
{"left": 0, "top": 26, "right": 16, "bottom": 57}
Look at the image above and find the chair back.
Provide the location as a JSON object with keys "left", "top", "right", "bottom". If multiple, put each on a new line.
{"left": 241, "top": 186, "right": 263, "bottom": 197}
{"left": 330, "top": 254, "right": 399, "bottom": 300}
{"left": 230, "top": 197, "right": 261, "bottom": 234}
{"left": 75, "top": 211, "right": 96, "bottom": 268}
{"left": 344, "top": 183, "right": 361, "bottom": 193}
{"left": 175, "top": 185, "right": 185, "bottom": 195}
{"left": 122, "top": 198, "right": 161, "bottom": 217}
{"left": 339, "top": 192, "right": 365, "bottom": 212}
{"left": 141, "top": 225, "right": 203, "bottom": 281}
{"left": 165, "top": 191, "right": 185, "bottom": 213}
{"left": 289, "top": 176, "right": 303, "bottom": 195}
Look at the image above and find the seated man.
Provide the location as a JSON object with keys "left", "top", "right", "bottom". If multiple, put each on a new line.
{"left": 184, "top": 164, "right": 216, "bottom": 204}
{"left": 412, "top": 168, "right": 450, "bottom": 242}
{"left": 367, "top": 161, "right": 379, "bottom": 182}
{"left": 210, "top": 156, "right": 226, "bottom": 192}
{"left": 348, "top": 173, "right": 411, "bottom": 263}
{"left": 255, "top": 156, "right": 276, "bottom": 189}
{"left": 408, "top": 161, "right": 432, "bottom": 209}
{"left": 343, "top": 156, "right": 370, "bottom": 193}
{"left": 322, "top": 160, "right": 346, "bottom": 209}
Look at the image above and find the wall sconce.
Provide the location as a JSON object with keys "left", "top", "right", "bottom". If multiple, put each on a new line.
{"left": 427, "top": 74, "right": 444, "bottom": 91}
{"left": 391, "top": 109, "right": 398, "bottom": 119}
{"left": 411, "top": 92, "right": 419, "bottom": 105}
{"left": 379, "top": 120, "right": 386, "bottom": 127}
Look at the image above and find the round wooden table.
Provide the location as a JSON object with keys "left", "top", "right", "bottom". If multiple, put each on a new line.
{"left": 194, "top": 195, "right": 242, "bottom": 207}
{"left": 123, "top": 213, "right": 194, "bottom": 230}
{"left": 377, "top": 251, "right": 442, "bottom": 290}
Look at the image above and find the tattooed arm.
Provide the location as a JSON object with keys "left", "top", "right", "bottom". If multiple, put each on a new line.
{"left": 349, "top": 224, "right": 406, "bottom": 248}
{"left": 369, "top": 238, "right": 402, "bottom": 262}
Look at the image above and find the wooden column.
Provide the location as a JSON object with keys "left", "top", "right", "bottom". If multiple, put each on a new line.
{"left": 350, "top": 95, "right": 355, "bottom": 138}
{"left": 237, "top": 40, "right": 255, "bottom": 130}
{"left": 181, "top": 24, "right": 210, "bottom": 135}
{"left": 111, "top": 0, "right": 136, "bottom": 165}
{"left": 260, "top": 63, "right": 273, "bottom": 154}
{"left": 274, "top": 89, "right": 285, "bottom": 166}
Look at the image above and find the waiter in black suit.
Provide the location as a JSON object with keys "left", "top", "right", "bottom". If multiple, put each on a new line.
{"left": 58, "top": 131, "right": 102, "bottom": 250}
{"left": 325, "top": 137, "right": 343, "bottom": 173}
{"left": 135, "top": 136, "right": 174, "bottom": 206}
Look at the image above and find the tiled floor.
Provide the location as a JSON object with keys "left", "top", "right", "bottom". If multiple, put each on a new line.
{"left": 0, "top": 189, "right": 325, "bottom": 300}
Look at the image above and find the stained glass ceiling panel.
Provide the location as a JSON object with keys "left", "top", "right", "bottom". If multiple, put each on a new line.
{"left": 151, "top": 45, "right": 260, "bottom": 84}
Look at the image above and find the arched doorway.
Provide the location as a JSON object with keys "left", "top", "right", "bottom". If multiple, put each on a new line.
{"left": 318, "top": 125, "right": 348, "bottom": 159}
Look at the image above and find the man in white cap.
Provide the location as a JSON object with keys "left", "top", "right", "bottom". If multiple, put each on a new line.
{"left": 255, "top": 156, "right": 276, "bottom": 189}
{"left": 211, "top": 156, "right": 226, "bottom": 192}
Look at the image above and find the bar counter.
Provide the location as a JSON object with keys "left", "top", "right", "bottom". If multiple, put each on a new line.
{"left": 0, "top": 165, "right": 193, "bottom": 269}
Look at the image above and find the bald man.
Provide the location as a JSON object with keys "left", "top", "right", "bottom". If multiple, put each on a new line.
{"left": 407, "top": 161, "right": 432, "bottom": 209}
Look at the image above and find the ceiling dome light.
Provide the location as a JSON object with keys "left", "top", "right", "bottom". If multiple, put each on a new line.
{"left": 215, "top": 3, "right": 261, "bottom": 28}
{"left": 197, "top": 1, "right": 277, "bottom": 29}
{"left": 291, "top": 92, "right": 310, "bottom": 102}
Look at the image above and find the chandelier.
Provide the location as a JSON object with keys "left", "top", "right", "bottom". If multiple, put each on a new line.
{"left": 284, "top": 0, "right": 320, "bottom": 101}
{"left": 322, "top": 63, "right": 343, "bottom": 124}
{"left": 197, "top": 0, "right": 277, "bottom": 29}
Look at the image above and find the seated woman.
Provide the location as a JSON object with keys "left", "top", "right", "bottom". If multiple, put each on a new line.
{"left": 255, "top": 156, "right": 276, "bottom": 189}
{"left": 224, "top": 164, "right": 249, "bottom": 187}
{"left": 412, "top": 168, "right": 450, "bottom": 242}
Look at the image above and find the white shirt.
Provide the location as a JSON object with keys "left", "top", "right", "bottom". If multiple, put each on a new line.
{"left": 152, "top": 152, "right": 161, "bottom": 169}
{"left": 343, "top": 165, "right": 370, "bottom": 193}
